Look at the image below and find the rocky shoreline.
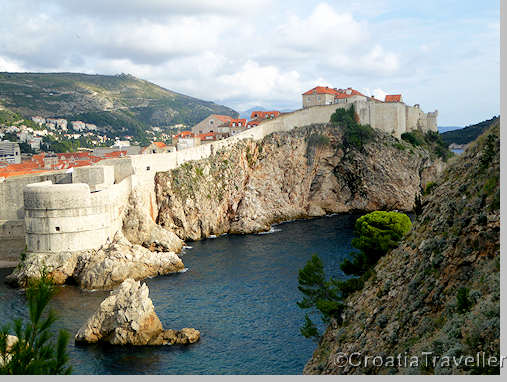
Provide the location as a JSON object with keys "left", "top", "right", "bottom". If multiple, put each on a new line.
{"left": 6, "top": 231, "right": 184, "bottom": 290}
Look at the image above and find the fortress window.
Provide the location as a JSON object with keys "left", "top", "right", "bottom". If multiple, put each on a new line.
{"left": 146, "top": 166, "right": 151, "bottom": 171}
{"left": 55, "top": 226, "right": 60, "bottom": 232}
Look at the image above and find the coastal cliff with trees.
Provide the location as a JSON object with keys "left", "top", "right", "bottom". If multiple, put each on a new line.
{"left": 8, "top": 108, "right": 448, "bottom": 291}
{"left": 154, "top": 108, "right": 447, "bottom": 241}
{"left": 303, "top": 119, "right": 500, "bottom": 375}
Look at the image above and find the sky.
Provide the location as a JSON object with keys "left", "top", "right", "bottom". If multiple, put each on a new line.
{"left": 0, "top": 0, "right": 500, "bottom": 126}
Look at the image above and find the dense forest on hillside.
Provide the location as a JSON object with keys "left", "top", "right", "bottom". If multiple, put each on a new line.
{"left": 441, "top": 116, "right": 499, "bottom": 145}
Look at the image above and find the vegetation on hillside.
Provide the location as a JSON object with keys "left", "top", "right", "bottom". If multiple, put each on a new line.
{"left": 0, "top": 271, "right": 72, "bottom": 375}
{"left": 330, "top": 106, "right": 374, "bottom": 150}
{"left": 440, "top": 116, "right": 499, "bottom": 145}
{"left": 401, "top": 130, "right": 453, "bottom": 161}
{"left": 297, "top": 211, "right": 412, "bottom": 341}
{"left": 304, "top": 120, "right": 500, "bottom": 375}
{"left": 0, "top": 72, "right": 238, "bottom": 142}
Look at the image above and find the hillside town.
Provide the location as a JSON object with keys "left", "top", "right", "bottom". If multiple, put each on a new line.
{"left": 0, "top": 106, "right": 283, "bottom": 180}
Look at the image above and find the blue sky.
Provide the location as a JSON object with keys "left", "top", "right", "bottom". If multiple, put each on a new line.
{"left": 0, "top": 0, "right": 500, "bottom": 126}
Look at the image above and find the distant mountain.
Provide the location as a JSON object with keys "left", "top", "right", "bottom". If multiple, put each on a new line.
{"left": 441, "top": 116, "right": 499, "bottom": 145}
{"left": 438, "top": 126, "right": 462, "bottom": 133}
{"left": 0, "top": 72, "right": 238, "bottom": 139}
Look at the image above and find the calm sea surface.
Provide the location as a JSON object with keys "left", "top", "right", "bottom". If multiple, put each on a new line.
{"left": 0, "top": 214, "right": 358, "bottom": 374}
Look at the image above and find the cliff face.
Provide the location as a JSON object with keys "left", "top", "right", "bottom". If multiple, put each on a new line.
{"left": 303, "top": 121, "right": 500, "bottom": 374}
{"left": 155, "top": 123, "right": 444, "bottom": 241}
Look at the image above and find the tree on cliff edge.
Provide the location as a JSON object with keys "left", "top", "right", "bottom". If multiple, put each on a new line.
{"left": 297, "top": 211, "right": 412, "bottom": 340}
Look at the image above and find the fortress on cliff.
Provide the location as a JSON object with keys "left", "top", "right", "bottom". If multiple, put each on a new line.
{"left": 302, "top": 86, "right": 438, "bottom": 136}
{"left": 0, "top": 88, "right": 438, "bottom": 257}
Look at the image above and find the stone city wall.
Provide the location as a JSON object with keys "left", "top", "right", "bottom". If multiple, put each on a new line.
{"left": 23, "top": 176, "right": 131, "bottom": 253}
{"left": 1, "top": 102, "right": 438, "bottom": 255}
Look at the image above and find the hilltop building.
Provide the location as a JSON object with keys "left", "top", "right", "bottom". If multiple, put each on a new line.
{"left": 191, "top": 114, "right": 234, "bottom": 135}
{"left": 0, "top": 141, "right": 21, "bottom": 164}
{"left": 301, "top": 86, "right": 438, "bottom": 135}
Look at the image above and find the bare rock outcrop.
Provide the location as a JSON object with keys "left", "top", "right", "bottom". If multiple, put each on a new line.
{"left": 74, "top": 232, "right": 184, "bottom": 290}
{"left": 6, "top": 252, "right": 79, "bottom": 288}
{"left": 75, "top": 279, "right": 200, "bottom": 346}
{"left": 122, "top": 187, "right": 184, "bottom": 253}
{"left": 6, "top": 232, "right": 184, "bottom": 290}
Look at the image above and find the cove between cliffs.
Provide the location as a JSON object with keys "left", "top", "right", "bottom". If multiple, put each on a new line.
{"left": 1, "top": 214, "right": 359, "bottom": 374}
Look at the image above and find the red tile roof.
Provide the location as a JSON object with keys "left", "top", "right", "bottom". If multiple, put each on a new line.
{"left": 197, "top": 132, "right": 218, "bottom": 141}
{"left": 303, "top": 86, "right": 340, "bottom": 96}
{"left": 153, "top": 141, "right": 166, "bottom": 148}
{"left": 213, "top": 115, "right": 234, "bottom": 123}
{"left": 173, "top": 131, "right": 194, "bottom": 139}
{"left": 249, "top": 111, "right": 280, "bottom": 120}
{"left": 228, "top": 118, "right": 247, "bottom": 127}
{"left": 385, "top": 94, "right": 402, "bottom": 103}
{"left": 0, "top": 150, "right": 126, "bottom": 179}
{"left": 303, "top": 86, "right": 367, "bottom": 99}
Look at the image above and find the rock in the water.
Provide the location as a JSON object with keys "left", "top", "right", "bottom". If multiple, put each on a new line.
{"left": 75, "top": 279, "right": 199, "bottom": 346}
{"left": 161, "top": 328, "right": 201, "bottom": 345}
{"left": 6, "top": 232, "right": 185, "bottom": 290}
{"left": 5, "top": 252, "right": 79, "bottom": 288}
{"left": 0, "top": 335, "right": 19, "bottom": 367}
{"left": 5, "top": 335, "right": 18, "bottom": 352}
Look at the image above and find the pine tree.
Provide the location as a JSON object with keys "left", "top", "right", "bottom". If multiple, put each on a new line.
{"left": 0, "top": 271, "right": 72, "bottom": 375}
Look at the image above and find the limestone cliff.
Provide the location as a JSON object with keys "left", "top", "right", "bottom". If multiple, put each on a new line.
{"left": 303, "top": 121, "right": 500, "bottom": 374}
{"left": 154, "top": 123, "right": 444, "bottom": 241}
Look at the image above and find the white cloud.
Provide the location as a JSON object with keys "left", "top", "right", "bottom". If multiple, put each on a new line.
{"left": 276, "top": 3, "right": 366, "bottom": 51}
{"left": 0, "top": 1, "right": 499, "bottom": 123}
{"left": 0, "top": 56, "right": 24, "bottom": 72}
{"left": 362, "top": 88, "right": 388, "bottom": 101}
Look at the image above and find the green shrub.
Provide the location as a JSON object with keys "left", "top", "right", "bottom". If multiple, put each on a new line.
{"left": 341, "top": 211, "right": 412, "bottom": 277}
{"left": 300, "top": 314, "right": 319, "bottom": 341}
{"left": 479, "top": 134, "right": 498, "bottom": 170}
{"left": 424, "top": 182, "right": 437, "bottom": 195}
{"left": 307, "top": 133, "right": 330, "bottom": 147}
{"left": 343, "top": 124, "right": 374, "bottom": 151}
{"left": 330, "top": 105, "right": 374, "bottom": 150}
{"left": 456, "top": 287, "right": 473, "bottom": 314}
{"left": 297, "top": 254, "right": 345, "bottom": 338}
{"left": 401, "top": 132, "right": 423, "bottom": 146}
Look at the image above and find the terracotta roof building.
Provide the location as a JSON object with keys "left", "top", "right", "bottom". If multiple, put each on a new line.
{"left": 191, "top": 114, "right": 236, "bottom": 136}
{"left": 302, "top": 86, "right": 369, "bottom": 108}
{"left": 385, "top": 94, "right": 403, "bottom": 103}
